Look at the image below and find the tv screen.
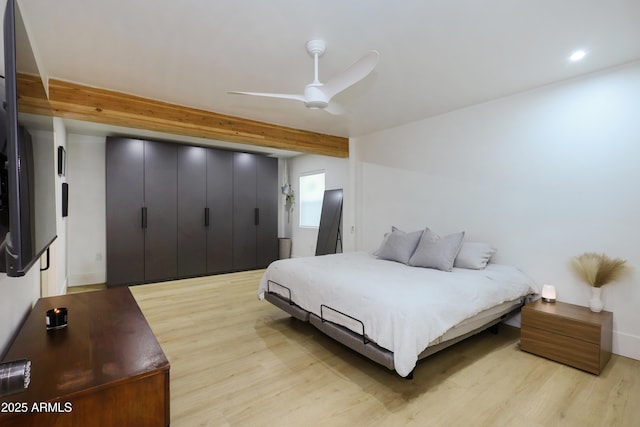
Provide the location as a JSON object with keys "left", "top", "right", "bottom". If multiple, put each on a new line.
{"left": 0, "top": 0, "right": 56, "bottom": 276}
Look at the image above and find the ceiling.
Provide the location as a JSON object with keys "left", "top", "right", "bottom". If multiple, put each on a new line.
{"left": 15, "top": 0, "right": 640, "bottom": 141}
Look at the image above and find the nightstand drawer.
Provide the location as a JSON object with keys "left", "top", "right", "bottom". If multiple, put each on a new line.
{"left": 521, "top": 327, "right": 601, "bottom": 374}
{"left": 522, "top": 306, "right": 601, "bottom": 344}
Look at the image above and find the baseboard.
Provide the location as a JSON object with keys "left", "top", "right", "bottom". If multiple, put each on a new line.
{"left": 68, "top": 271, "right": 106, "bottom": 287}
{"left": 613, "top": 330, "right": 640, "bottom": 361}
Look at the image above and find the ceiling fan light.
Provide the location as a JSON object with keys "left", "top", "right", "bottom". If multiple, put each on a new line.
{"left": 305, "top": 100, "right": 328, "bottom": 109}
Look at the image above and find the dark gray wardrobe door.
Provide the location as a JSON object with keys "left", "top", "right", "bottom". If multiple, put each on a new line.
{"left": 207, "top": 149, "right": 233, "bottom": 273}
{"left": 144, "top": 140, "right": 178, "bottom": 282}
{"left": 232, "top": 152, "right": 257, "bottom": 270}
{"left": 256, "top": 156, "right": 278, "bottom": 267}
{"left": 106, "top": 138, "right": 145, "bottom": 286}
{"left": 177, "top": 145, "right": 207, "bottom": 277}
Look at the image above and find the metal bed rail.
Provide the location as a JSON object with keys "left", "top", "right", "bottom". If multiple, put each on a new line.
{"left": 267, "top": 280, "right": 294, "bottom": 305}
{"left": 320, "top": 304, "right": 370, "bottom": 345}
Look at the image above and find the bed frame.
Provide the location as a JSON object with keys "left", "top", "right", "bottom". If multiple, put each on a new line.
{"left": 264, "top": 280, "right": 528, "bottom": 378}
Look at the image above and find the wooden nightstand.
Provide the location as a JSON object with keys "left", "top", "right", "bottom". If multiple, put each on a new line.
{"left": 520, "top": 300, "right": 612, "bottom": 375}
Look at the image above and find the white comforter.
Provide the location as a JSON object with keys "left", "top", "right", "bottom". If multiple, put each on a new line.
{"left": 258, "top": 251, "right": 537, "bottom": 377}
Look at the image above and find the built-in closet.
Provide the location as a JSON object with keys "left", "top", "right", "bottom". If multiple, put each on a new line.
{"left": 106, "top": 137, "right": 278, "bottom": 287}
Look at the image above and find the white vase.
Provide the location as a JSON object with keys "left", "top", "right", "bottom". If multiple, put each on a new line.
{"left": 589, "top": 287, "right": 604, "bottom": 312}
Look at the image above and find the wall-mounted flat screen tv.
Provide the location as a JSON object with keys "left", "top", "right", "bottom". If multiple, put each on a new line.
{"left": 0, "top": 0, "right": 57, "bottom": 277}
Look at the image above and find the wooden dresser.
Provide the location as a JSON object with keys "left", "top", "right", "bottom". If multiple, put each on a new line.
{"left": 0, "top": 287, "right": 169, "bottom": 426}
{"left": 521, "top": 299, "right": 612, "bottom": 375}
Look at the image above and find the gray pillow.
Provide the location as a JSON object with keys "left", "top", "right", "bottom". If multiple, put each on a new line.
{"left": 453, "top": 242, "right": 496, "bottom": 269}
{"left": 376, "top": 228, "right": 423, "bottom": 264}
{"left": 373, "top": 226, "right": 400, "bottom": 256}
{"left": 409, "top": 228, "right": 465, "bottom": 271}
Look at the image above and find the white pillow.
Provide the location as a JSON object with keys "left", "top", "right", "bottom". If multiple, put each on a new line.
{"left": 409, "top": 228, "right": 465, "bottom": 271}
{"left": 453, "top": 242, "right": 496, "bottom": 269}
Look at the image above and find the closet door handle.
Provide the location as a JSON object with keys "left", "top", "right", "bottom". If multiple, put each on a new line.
{"left": 204, "top": 207, "right": 210, "bottom": 227}
{"left": 141, "top": 207, "right": 148, "bottom": 229}
{"left": 254, "top": 208, "right": 260, "bottom": 225}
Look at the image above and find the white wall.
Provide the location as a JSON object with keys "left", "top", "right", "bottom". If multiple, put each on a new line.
{"left": 48, "top": 117, "right": 68, "bottom": 296}
{"left": 287, "top": 154, "right": 350, "bottom": 257}
{"left": 351, "top": 61, "right": 640, "bottom": 360}
{"left": 67, "top": 134, "right": 106, "bottom": 286}
{"left": 0, "top": 267, "right": 40, "bottom": 357}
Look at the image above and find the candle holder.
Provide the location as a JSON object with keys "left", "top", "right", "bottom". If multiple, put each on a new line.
{"left": 46, "top": 307, "right": 68, "bottom": 330}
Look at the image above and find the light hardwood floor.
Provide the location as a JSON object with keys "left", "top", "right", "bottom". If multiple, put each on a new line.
{"left": 125, "top": 270, "right": 640, "bottom": 427}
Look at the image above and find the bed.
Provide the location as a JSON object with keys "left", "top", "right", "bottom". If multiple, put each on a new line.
{"left": 258, "top": 249, "right": 537, "bottom": 378}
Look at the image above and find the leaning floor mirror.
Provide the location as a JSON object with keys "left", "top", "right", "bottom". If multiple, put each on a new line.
{"left": 315, "top": 189, "right": 343, "bottom": 256}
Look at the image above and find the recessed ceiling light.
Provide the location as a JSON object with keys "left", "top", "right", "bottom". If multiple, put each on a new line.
{"left": 569, "top": 50, "right": 586, "bottom": 62}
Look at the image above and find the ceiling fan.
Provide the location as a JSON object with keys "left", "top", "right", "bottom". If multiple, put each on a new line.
{"left": 228, "top": 39, "right": 379, "bottom": 115}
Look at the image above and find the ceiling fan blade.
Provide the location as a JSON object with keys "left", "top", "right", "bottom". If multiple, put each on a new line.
{"left": 324, "top": 102, "right": 346, "bottom": 115}
{"left": 228, "top": 91, "right": 306, "bottom": 103}
{"left": 321, "top": 50, "right": 379, "bottom": 100}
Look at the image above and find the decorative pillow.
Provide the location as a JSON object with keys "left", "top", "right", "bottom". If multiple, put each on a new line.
{"left": 453, "top": 242, "right": 496, "bottom": 269}
{"left": 373, "top": 226, "right": 400, "bottom": 256}
{"left": 409, "top": 228, "right": 465, "bottom": 271}
{"left": 376, "top": 228, "right": 423, "bottom": 264}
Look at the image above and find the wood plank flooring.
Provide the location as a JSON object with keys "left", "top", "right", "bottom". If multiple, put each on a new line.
{"left": 127, "top": 270, "right": 640, "bottom": 426}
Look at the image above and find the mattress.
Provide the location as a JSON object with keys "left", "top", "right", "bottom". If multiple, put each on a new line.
{"left": 258, "top": 251, "right": 537, "bottom": 377}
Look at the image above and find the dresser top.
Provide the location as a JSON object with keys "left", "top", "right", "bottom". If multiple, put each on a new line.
{"left": 525, "top": 299, "right": 613, "bottom": 324}
{"left": 1, "top": 287, "right": 169, "bottom": 402}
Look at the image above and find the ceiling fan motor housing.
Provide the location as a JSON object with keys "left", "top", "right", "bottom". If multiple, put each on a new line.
{"left": 303, "top": 83, "right": 329, "bottom": 109}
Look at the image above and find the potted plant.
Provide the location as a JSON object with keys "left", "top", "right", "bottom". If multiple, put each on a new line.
{"left": 571, "top": 252, "right": 628, "bottom": 312}
{"left": 281, "top": 183, "right": 295, "bottom": 222}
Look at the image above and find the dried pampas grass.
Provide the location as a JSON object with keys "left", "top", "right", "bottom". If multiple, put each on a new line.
{"left": 571, "top": 252, "right": 628, "bottom": 288}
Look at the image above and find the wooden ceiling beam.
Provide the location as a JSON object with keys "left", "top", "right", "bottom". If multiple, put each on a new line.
{"left": 18, "top": 75, "right": 349, "bottom": 157}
